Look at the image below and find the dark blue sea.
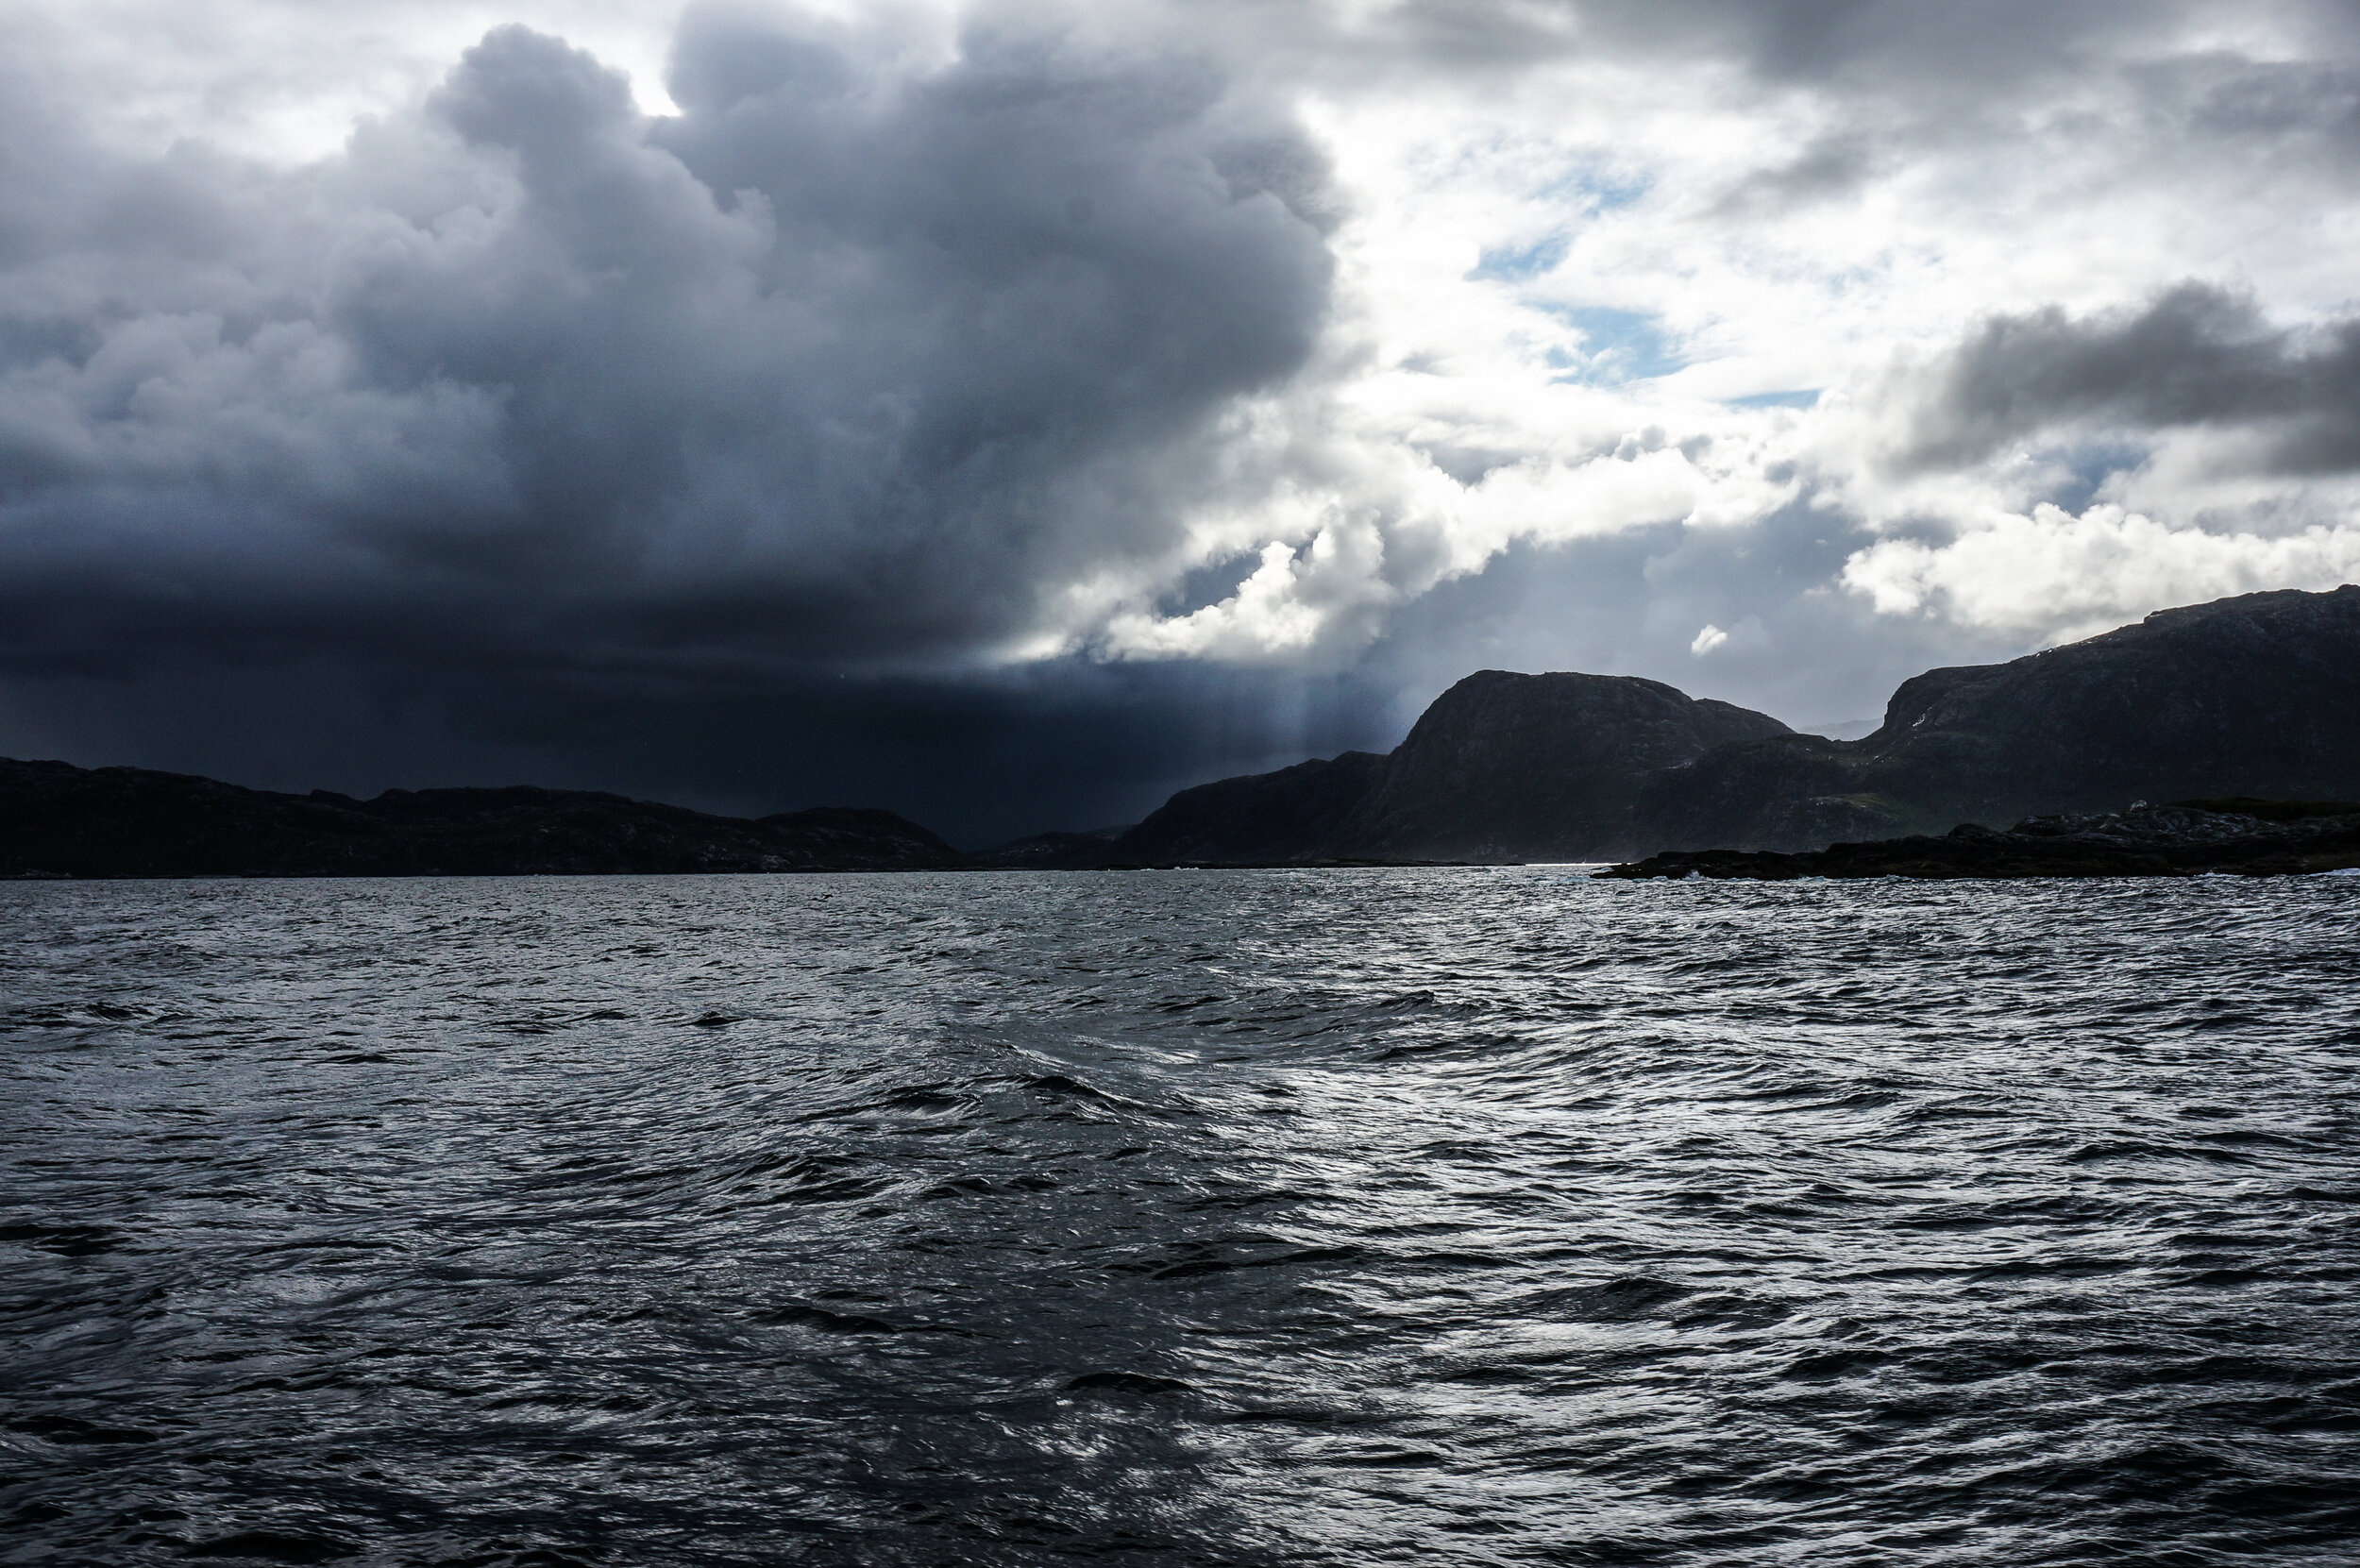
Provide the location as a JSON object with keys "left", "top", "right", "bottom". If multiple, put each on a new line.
{"left": 5, "top": 869, "right": 2358, "bottom": 1566}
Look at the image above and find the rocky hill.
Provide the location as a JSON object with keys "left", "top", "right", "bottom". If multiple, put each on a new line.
{"left": 0, "top": 759, "right": 969, "bottom": 878}
{"left": 1110, "top": 673, "right": 1790, "bottom": 864}
{"left": 1337, "top": 672, "right": 1792, "bottom": 861}
{"left": 1639, "top": 584, "right": 2360, "bottom": 851}
{"left": 1107, "top": 584, "right": 2360, "bottom": 865}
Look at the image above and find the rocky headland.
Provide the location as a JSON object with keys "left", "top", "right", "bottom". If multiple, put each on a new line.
{"left": 0, "top": 758, "right": 969, "bottom": 878}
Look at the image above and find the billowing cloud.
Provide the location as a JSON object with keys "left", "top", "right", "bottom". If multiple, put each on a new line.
{"left": 1845, "top": 504, "right": 2360, "bottom": 639}
{"left": 3, "top": 0, "right": 2359, "bottom": 839}
{"left": 1902, "top": 284, "right": 2360, "bottom": 474}
{"left": 0, "top": 8, "right": 1335, "bottom": 683}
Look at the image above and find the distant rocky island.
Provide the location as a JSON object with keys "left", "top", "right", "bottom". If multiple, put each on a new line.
{"left": 0, "top": 760, "right": 966, "bottom": 879}
{"left": 1068, "top": 583, "right": 2360, "bottom": 870}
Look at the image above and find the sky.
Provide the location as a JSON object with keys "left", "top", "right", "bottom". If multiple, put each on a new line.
{"left": 4, "top": 0, "right": 2359, "bottom": 845}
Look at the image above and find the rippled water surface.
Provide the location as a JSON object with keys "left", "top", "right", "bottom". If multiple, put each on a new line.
{"left": 5, "top": 869, "right": 2359, "bottom": 1566}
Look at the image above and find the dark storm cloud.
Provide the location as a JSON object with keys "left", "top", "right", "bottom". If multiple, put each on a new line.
{"left": 1902, "top": 284, "right": 2360, "bottom": 473}
{"left": 0, "top": 8, "right": 1335, "bottom": 685}
{"left": 2166, "top": 53, "right": 2360, "bottom": 150}
{"left": 1308, "top": 0, "right": 2190, "bottom": 93}
{"left": 1711, "top": 131, "right": 1884, "bottom": 216}
{"left": 1629, "top": 0, "right": 2179, "bottom": 89}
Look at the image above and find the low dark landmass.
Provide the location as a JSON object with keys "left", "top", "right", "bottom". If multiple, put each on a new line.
{"left": 1100, "top": 856, "right": 1481, "bottom": 871}
{"left": 0, "top": 758, "right": 969, "bottom": 878}
{"left": 976, "top": 826, "right": 1133, "bottom": 869}
{"left": 1112, "top": 750, "right": 1392, "bottom": 866}
{"left": 1602, "top": 800, "right": 2360, "bottom": 880}
{"left": 1105, "top": 584, "right": 2360, "bottom": 864}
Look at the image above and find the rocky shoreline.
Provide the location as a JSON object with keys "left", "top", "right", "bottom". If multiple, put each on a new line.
{"left": 1602, "top": 800, "right": 2360, "bottom": 881}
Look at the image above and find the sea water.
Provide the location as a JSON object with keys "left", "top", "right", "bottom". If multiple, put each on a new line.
{"left": 3, "top": 870, "right": 2356, "bottom": 1565}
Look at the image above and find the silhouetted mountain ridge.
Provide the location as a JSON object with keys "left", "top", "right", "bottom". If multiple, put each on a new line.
{"left": 1105, "top": 584, "right": 2360, "bottom": 865}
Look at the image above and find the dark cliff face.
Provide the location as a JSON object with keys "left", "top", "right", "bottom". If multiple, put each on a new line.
{"left": 1110, "top": 675, "right": 1790, "bottom": 865}
{"left": 0, "top": 759, "right": 969, "bottom": 877}
{"left": 1636, "top": 584, "right": 2360, "bottom": 851}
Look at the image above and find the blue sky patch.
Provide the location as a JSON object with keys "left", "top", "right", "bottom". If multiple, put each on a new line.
{"left": 1469, "top": 234, "right": 1569, "bottom": 281}
{"left": 2036, "top": 438, "right": 2152, "bottom": 514}
{"left": 1538, "top": 168, "right": 1653, "bottom": 212}
{"left": 1543, "top": 306, "right": 1686, "bottom": 382}
{"left": 1728, "top": 390, "right": 1823, "bottom": 410}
